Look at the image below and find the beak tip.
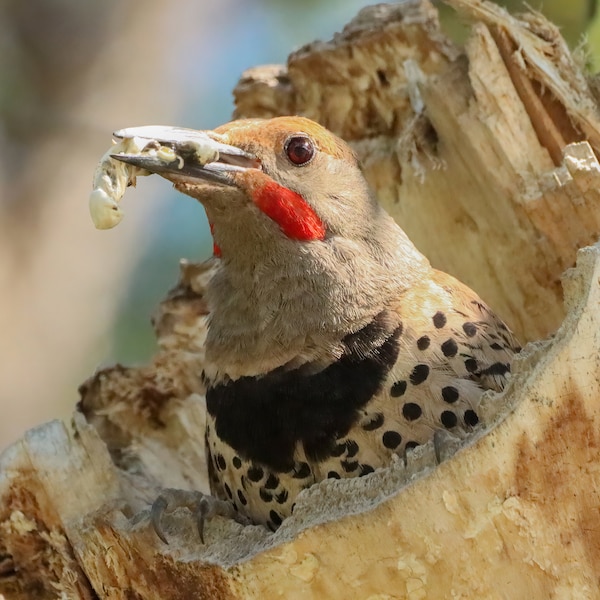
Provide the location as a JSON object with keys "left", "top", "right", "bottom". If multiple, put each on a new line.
{"left": 110, "top": 152, "right": 135, "bottom": 165}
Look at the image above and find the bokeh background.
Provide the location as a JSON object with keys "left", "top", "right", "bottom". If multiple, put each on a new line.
{"left": 0, "top": 0, "right": 597, "bottom": 451}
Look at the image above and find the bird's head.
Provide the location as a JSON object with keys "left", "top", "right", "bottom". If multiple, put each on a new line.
{"left": 116, "top": 117, "right": 391, "bottom": 259}
{"left": 114, "top": 116, "right": 430, "bottom": 372}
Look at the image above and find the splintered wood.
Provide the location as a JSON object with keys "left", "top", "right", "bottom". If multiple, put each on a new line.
{"left": 2, "top": 1, "right": 600, "bottom": 598}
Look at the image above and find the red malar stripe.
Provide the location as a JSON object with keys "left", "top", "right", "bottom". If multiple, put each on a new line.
{"left": 253, "top": 181, "right": 325, "bottom": 241}
{"left": 209, "top": 222, "right": 222, "bottom": 257}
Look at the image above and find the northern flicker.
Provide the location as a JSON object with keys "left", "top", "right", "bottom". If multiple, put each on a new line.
{"left": 113, "top": 116, "right": 520, "bottom": 539}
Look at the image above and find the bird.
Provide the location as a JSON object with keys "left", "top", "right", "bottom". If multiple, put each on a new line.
{"left": 113, "top": 116, "right": 521, "bottom": 540}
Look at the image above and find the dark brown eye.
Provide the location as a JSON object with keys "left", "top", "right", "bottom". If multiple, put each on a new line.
{"left": 285, "top": 135, "right": 315, "bottom": 166}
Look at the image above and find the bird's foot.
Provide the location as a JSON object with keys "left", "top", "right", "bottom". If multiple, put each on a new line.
{"left": 433, "top": 429, "right": 465, "bottom": 464}
{"left": 150, "top": 488, "right": 250, "bottom": 544}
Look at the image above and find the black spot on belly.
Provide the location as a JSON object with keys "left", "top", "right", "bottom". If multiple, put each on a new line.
{"left": 362, "top": 412, "right": 385, "bottom": 431}
{"left": 382, "top": 430, "right": 402, "bottom": 449}
{"left": 442, "top": 386, "right": 459, "bottom": 403}
{"left": 417, "top": 336, "right": 430, "bottom": 350}
{"left": 264, "top": 473, "right": 279, "bottom": 489}
{"left": 331, "top": 442, "right": 346, "bottom": 457}
{"left": 433, "top": 311, "right": 447, "bottom": 328}
{"left": 259, "top": 488, "right": 272, "bottom": 503}
{"left": 441, "top": 410, "right": 457, "bottom": 428}
{"left": 341, "top": 460, "right": 359, "bottom": 473}
{"left": 441, "top": 338, "right": 458, "bottom": 358}
{"left": 462, "top": 322, "right": 477, "bottom": 337}
{"left": 247, "top": 465, "right": 264, "bottom": 482}
{"left": 269, "top": 510, "right": 283, "bottom": 527}
{"left": 291, "top": 462, "right": 311, "bottom": 479}
{"left": 465, "top": 358, "right": 478, "bottom": 373}
{"left": 391, "top": 380, "right": 407, "bottom": 397}
{"left": 275, "top": 489, "right": 289, "bottom": 504}
{"left": 480, "top": 362, "right": 510, "bottom": 377}
{"left": 360, "top": 464, "right": 375, "bottom": 476}
{"left": 403, "top": 402, "right": 422, "bottom": 421}
{"left": 206, "top": 312, "right": 402, "bottom": 472}
{"left": 410, "top": 364, "right": 429, "bottom": 385}
{"left": 464, "top": 409, "right": 479, "bottom": 426}
{"left": 345, "top": 440, "right": 359, "bottom": 458}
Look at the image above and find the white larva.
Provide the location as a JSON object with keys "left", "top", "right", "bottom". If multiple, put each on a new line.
{"left": 89, "top": 128, "right": 224, "bottom": 229}
{"left": 89, "top": 136, "right": 149, "bottom": 230}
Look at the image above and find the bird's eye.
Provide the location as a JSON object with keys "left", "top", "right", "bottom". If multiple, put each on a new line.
{"left": 285, "top": 135, "right": 315, "bottom": 166}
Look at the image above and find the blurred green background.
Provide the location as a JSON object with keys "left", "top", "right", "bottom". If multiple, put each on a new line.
{"left": 0, "top": 0, "right": 598, "bottom": 451}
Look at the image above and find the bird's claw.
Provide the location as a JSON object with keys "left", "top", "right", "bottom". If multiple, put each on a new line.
{"left": 433, "top": 429, "right": 464, "bottom": 464}
{"left": 150, "top": 488, "right": 250, "bottom": 544}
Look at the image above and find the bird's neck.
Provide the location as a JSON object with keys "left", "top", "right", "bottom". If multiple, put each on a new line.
{"left": 203, "top": 214, "right": 430, "bottom": 381}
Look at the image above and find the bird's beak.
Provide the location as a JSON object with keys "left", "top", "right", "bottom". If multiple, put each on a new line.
{"left": 110, "top": 125, "right": 260, "bottom": 186}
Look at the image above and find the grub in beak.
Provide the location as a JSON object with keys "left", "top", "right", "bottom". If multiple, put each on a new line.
{"left": 89, "top": 125, "right": 260, "bottom": 230}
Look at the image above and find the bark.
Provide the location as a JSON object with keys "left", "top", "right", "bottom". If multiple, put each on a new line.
{"left": 2, "top": 1, "right": 600, "bottom": 598}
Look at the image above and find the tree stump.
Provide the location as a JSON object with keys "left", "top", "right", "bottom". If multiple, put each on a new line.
{"left": 2, "top": 1, "right": 600, "bottom": 598}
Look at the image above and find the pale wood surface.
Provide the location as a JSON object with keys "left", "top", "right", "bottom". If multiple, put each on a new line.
{"left": 2, "top": 1, "right": 600, "bottom": 598}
